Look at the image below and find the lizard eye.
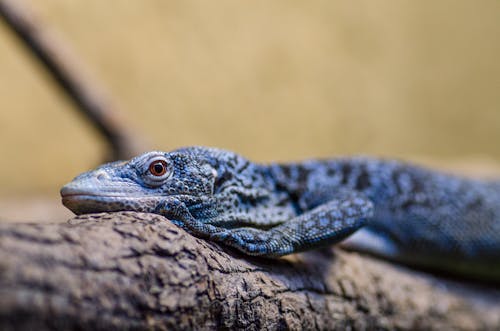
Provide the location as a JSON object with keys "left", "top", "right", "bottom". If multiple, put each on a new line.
{"left": 138, "top": 154, "right": 173, "bottom": 187}
{"left": 149, "top": 160, "right": 168, "bottom": 177}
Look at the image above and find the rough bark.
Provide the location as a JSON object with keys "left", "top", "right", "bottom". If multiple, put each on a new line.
{"left": 0, "top": 212, "right": 498, "bottom": 331}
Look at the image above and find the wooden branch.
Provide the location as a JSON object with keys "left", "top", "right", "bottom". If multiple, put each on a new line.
{"left": 0, "top": 212, "right": 498, "bottom": 330}
{"left": 0, "top": 0, "right": 146, "bottom": 160}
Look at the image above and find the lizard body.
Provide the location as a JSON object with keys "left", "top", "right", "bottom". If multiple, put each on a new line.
{"left": 61, "top": 147, "right": 500, "bottom": 280}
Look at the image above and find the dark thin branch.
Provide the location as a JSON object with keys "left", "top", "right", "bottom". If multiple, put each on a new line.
{"left": 0, "top": 0, "right": 146, "bottom": 160}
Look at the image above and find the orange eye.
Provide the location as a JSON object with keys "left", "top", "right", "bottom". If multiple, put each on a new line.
{"left": 149, "top": 160, "right": 168, "bottom": 177}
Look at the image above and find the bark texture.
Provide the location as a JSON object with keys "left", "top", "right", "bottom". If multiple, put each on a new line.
{"left": 0, "top": 212, "right": 499, "bottom": 330}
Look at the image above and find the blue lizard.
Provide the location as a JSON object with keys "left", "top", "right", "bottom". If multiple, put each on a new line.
{"left": 60, "top": 147, "right": 500, "bottom": 280}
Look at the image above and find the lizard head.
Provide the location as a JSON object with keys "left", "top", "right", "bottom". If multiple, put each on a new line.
{"left": 61, "top": 149, "right": 218, "bottom": 215}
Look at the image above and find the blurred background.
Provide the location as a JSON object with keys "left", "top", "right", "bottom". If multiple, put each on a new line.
{"left": 0, "top": 0, "right": 499, "bottom": 221}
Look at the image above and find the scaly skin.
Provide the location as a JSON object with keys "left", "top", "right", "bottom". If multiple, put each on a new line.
{"left": 61, "top": 147, "right": 500, "bottom": 281}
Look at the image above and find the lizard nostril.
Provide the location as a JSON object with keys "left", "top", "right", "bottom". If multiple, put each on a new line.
{"left": 96, "top": 172, "right": 108, "bottom": 181}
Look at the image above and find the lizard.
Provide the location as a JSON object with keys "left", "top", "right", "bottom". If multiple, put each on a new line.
{"left": 60, "top": 146, "right": 500, "bottom": 281}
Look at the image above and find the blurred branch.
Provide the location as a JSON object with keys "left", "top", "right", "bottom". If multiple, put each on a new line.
{"left": 0, "top": 0, "right": 147, "bottom": 160}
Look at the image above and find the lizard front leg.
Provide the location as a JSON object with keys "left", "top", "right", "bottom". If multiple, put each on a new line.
{"left": 154, "top": 197, "right": 224, "bottom": 235}
{"left": 210, "top": 191, "right": 374, "bottom": 257}
{"left": 154, "top": 194, "right": 373, "bottom": 257}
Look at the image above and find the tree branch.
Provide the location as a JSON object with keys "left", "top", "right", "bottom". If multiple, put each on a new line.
{"left": 0, "top": 0, "right": 146, "bottom": 160}
{"left": 0, "top": 212, "right": 498, "bottom": 330}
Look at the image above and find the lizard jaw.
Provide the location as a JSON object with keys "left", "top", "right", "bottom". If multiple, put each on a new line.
{"left": 60, "top": 176, "right": 162, "bottom": 215}
{"left": 61, "top": 193, "right": 164, "bottom": 215}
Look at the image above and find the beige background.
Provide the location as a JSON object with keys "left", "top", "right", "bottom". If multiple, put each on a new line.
{"left": 1, "top": 0, "right": 499, "bottom": 200}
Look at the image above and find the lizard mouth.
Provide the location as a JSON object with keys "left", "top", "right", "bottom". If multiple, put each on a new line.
{"left": 61, "top": 193, "right": 163, "bottom": 215}
{"left": 60, "top": 183, "right": 133, "bottom": 198}
{"left": 60, "top": 179, "right": 154, "bottom": 214}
